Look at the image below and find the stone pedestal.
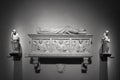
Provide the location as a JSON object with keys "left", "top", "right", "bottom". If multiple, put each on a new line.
{"left": 14, "top": 59, "right": 22, "bottom": 80}
{"left": 9, "top": 53, "right": 22, "bottom": 80}
{"left": 99, "top": 53, "right": 111, "bottom": 80}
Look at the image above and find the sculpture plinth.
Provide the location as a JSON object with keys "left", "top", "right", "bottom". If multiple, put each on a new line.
{"left": 100, "top": 53, "right": 111, "bottom": 61}
{"left": 99, "top": 53, "right": 113, "bottom": 80}
{"left": 27, "top": 33, "right": 93, "bottom": 73}
{"left": 99, "top": 30, "right": 114, "bottom": 80}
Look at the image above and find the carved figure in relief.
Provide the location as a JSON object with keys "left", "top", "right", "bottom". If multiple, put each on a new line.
{"left": 52, "top": 40, "right": 58, "bottom": 52}
{"left": 56, "top": 40, "right": 67, "bottom": 52}
{"left": 77, "top": 40, "right": 83, "bottom": 52}
{"left": 71, "top": 40, "right": 77, "bottom": 53}
{"left": 32, "top": 41, "right": 38, "bottom": 51}
{"left": 44, "top": 40, "right": 50, "bottom": 52}
{"left": 64, "top": 40, "right": 70, "bottom": 52}
{"left": 38, "top": 40, "right": 46, "bottom": 52}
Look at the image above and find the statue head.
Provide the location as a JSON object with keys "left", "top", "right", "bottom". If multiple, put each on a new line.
{"left": 59, "top": 40, "right": 63, "bottom": 44}
{"left": 106, "top": 30, "right": 109, "bottom": 33}
{"left": 13, "top": 29, "right": 17, "bottom": 35}
{"left": 105, "top": 30, "right": 109, "bottom": 36}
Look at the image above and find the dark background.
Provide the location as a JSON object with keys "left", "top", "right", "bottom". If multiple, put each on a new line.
{"left": 0, "top": 0, "right": 119, "bottom": 80}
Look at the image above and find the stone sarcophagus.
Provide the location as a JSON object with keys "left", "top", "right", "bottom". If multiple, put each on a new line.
{"left": 28, "top": 34, "right": 93, "bottom": 56}
{"left": 27, "top": 27, "right": 93, "bottom": 73}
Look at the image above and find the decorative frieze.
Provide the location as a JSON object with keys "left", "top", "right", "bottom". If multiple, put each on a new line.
{"left": 29, "top": 34, "right": 92, "bottom": 54}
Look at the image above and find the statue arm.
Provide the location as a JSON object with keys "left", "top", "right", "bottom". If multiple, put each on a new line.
{"left": 11, "top": 32, "right": 13, "bottom": 42}
{"left": 105, "top": 36, "right": 110, "bottom": 42}
{"left": 17, "top": 33, "right": 20, "bottom": 42}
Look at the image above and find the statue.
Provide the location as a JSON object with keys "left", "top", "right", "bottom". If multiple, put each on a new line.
{"left": 36, "top": 25, "right": 86, "bottom": 34}
{"left": 11, "top": 29, "right": 21, "bottom": 53}
{"left": 100, "top": 30, "right": 110, "bottom": 54}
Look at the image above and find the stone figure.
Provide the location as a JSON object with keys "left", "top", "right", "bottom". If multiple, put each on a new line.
{"left": 100, "top": 30, "right": 110, "bottom": 54}
{"left": 36, "top": 25, "right": 86, "bottom": 34}
{"left": 56, "top": 40, "right": 67, "bottom": 52}
{"left": 11, "top": 29, "right": 20, "bottom": 53}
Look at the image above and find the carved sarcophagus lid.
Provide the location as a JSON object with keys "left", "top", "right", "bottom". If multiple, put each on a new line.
{"left": 28, "top": 33, "right": 93, "bottom": 58}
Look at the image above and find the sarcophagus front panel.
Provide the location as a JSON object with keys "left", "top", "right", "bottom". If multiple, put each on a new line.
{"left": 28, "top": 34, "right": 93, "bottom": 57}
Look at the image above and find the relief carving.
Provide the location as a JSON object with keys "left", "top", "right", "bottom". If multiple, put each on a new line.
{"left": 31, "top": 39, "right": 91, "bottom": 54}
